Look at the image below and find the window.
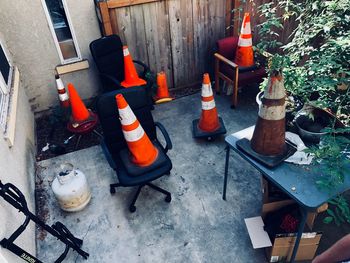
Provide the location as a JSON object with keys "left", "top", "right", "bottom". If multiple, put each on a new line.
{"left": 41, "top": 0, "right": 81, "bottom": 64}
{"left": 0, "top": 41, "right": 12, "bottom": 132}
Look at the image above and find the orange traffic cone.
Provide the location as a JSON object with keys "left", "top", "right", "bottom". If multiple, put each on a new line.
{"left": 155, "top": 71, "right": 173, "bottom": 104}
{"left": 192, "top": 73, "right": 226, "bottom": 140}
{"left": 121, "top": 46, "right": 147, "bottom": 88}
{"left": 198, "top": 74, "right": 220, "bottom": 132}
{"left": 251, "top": 72, "right": 286, "bottom": 156}
{"left": 67, "top": 83, "right": 90, "bottom": 123}
{"left": 234, "top": 13, "right": 254, "bottom": 67}
{"left": 116, "top": 94, "right": 158, "bottom": 166}
{"left": 55, "top": 75, "right": 69, "bottom": 108}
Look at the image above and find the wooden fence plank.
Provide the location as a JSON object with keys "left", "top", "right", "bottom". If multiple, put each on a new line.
{"left": 168, "top": 0, "right": 195, "bottom": 88}
{"left": 107, "top": 0, "right": 160, "bottom": 9}
{"left": 193, "top": 0, "right": 225, "bottom": 79}
{"left": 98, "top": 1, "right": 113, "bottom": 36}
{"left": 143, "top": 1, "right": 174, "bottom": 88}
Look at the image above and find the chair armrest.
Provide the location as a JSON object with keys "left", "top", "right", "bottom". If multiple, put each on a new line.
{"left": 133, "top": 60, "right": 150, "bottom": 76}
{"left": 100, "top": 73, "right": 123, "bottom": 90}
{"left": 214, "top": 53, "right": 238, "bottom": 69}
{"left": 100, "top": 139, "right": 117, "bottom": 170}
{"left": 155, "top": 122, "right": 172, "bottom": 153}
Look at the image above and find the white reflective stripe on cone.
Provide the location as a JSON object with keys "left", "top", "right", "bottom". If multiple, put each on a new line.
{"left": 202, "top": 100, "right": 216, "bottom": 110}
{"left": 258, "top": 105, "right": 285, "bottom": 120}
{"left": 56, "top": 79, "right": 64, "bottom": 90}
{"left": 241, "top": 22, "right": 251, "bottom": 35}
{"left": 123, "top": 125, "right": 145, "bottom": 142}
{"left": 238, "top": 37, "right": 252, "bottom": 47}
{"left": 201, "top": 84, "right": 213, "bottom": 97}
{"left": 123, "top": 48, "right": 130, "bottom": 56}
{"left": 118, "top": 105, "right": 137, "bottom": 125}
{"left": 59, "top": 93, "right": 69, "bottom": 101}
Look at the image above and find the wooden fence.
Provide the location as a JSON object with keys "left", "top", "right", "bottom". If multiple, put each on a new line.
{"left": 95, "top": 0, "right": 296, "bottom": 90}
{"left": 96, "top": 0, "right": 232, "bottom": 90}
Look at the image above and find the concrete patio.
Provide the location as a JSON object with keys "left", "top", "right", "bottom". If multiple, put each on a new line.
{"left": 36, "top": 88, "right": 268, "bottom": 262}
{"left": 35, "top": 89, "right": 345, "bottom": 262}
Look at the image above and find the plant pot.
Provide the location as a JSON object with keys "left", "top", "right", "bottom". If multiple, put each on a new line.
{"left": 295, "top": 115, "right": 329, "bottom": 144}
{"left": 294, "top": 108, "right": 345, "bottom": 144}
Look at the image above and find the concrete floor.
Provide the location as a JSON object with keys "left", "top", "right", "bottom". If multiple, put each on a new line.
{"left": 36, "top": 89, "right": 343, "bottom": 262}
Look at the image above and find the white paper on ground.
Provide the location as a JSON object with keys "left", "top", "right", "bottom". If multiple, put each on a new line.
{"left": 244, "top": 216, "right": 272, "bottom": 249}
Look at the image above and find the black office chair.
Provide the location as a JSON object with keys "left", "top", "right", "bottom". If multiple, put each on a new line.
{"left": 89, "top": 35, "right": 154, "bottom": 104}
{"left": 96, "top": 87, "right": 172, "bottom": 212}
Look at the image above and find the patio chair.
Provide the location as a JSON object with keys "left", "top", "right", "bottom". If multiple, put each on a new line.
{"left": 89, "top": 35, "right": 154, "bottom": 105}
{"left": 214, "top": 36, "right": 267, "bottom": 108}
{"left": 96, "top": 87, "right": 172, "bottom": 213}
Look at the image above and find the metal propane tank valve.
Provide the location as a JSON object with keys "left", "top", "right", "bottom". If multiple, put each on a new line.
{"left": 52, "top": 163, "right": 91, "bottom": 212}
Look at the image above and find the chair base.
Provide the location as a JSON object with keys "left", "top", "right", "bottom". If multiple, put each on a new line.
{"left": 109, "top": 182, "right": 171, "bottom": 213}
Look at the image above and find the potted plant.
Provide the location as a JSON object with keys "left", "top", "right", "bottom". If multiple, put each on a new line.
{"left": 251, "top": 0, "right": 350, "bottom": 225}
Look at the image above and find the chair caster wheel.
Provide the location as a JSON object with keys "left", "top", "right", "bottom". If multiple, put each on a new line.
{"left": 165, "top": 194, "right": 171, "bottom": 203}
{"left": 230, "top": 105, "right": 235, "bottom": 109}
{"left": 110, "top": 186, "right": 116, "bottom": 194}
{"left": 129, "top": 205, "right": 136, "bottom": 213}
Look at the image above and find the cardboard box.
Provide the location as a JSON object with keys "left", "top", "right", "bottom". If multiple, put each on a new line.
{"left": 245, "top": 199, "right": 322, "bottom": 262}
{"left": 261, "top": 177, "right": 328, "bottom": 230}
{"left": 266, "top": 232, "right": 322, "bottom": 262}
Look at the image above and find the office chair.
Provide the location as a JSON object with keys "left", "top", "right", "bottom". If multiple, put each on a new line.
{"left": 214, "top": 36, "right": 267, "bottom": 108}
{"left": 96, "top": 87, "right": 172, "bottom": 213}
{"left": 89, "top": 35, "right": 154, "bottom": 104}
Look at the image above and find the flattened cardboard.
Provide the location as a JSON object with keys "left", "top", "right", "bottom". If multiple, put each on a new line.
{"left": 244, "top": 217, "right": 272, "bottom": 249}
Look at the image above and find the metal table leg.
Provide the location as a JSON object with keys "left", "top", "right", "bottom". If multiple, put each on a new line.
{"left": 290, "top": 207, "right": 308, "bottom": 262}
{"left": 222, "top": 145, "right": 230, "bottom": 200}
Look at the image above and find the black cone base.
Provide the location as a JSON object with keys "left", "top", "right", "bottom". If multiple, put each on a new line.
{"left": 192, "top": 117, "right": 226, "bottom": 139}
{"left": 236, "top": 138, "right": 296, "bottom": 168}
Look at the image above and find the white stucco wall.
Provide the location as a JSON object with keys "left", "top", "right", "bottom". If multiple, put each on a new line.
{"left": 0, "top": 75, "right": 36, "bottom": 262}
{"left": 0, "top": 0, "right": 102, "bottom": 113}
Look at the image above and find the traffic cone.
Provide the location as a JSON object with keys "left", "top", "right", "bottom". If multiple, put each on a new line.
{"left": 250, "top": 71, "right": 286, "bottom": 156}
{"left": 67, "top": 83, "right": 90, "bottom": 123}
{"left": 121, "top": 46, "right": 147, "bottom": 88}
{"left": 198, "top": 74, "right": 220, "bottom": 132}
{"left": 116, "top": 94, "right": 158, "bottom": 166}
{"left": 192, "top": 73, "right": 226, "bottom": 139}
{"left": 155, "top": 71, "right": 173, "bottom": 104}
{"left": 55, "top": 75, "right": 69, "bottom": 108}
{"left": 234, "top": 13, "right": 254, "bottom": 67}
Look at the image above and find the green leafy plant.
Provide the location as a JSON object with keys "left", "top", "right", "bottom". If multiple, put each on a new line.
{"left": 324, "top": 195, "right": 350, "bottom": 225}
{"left": 305, "top": 125, "right": 350, "bottom": 225}
{"left": 256, "top": 0, "right": 350, "bottom": 119}
{"left": 236, "top": 0, "right": 350, "bottom": 225}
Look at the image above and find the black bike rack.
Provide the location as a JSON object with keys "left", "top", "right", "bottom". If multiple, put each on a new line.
{"left": 0, "top": 180, "right": 89, "bottom": 263}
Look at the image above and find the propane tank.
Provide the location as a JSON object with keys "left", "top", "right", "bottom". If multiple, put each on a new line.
{"left": 52, "top": 163, "right": 91, "bottom": 212}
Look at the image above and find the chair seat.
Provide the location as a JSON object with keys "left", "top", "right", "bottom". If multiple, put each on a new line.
{"left": 220, "top": 62, "right": 267, "bottom": 87}
{"left": 119, "top": 143, "right": 168, "bottom": 177}
{"left": 113, "top": 141, "right": 172, "bottom": 186}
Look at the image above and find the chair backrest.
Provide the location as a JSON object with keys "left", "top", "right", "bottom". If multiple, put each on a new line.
{"left": 217, "top": 36, "right": 239, "bottom": 61}
{"left": 97, "top": 88, "right": 157, "bottom": 154}
{"left": 89, "top": 35, "right": 125, "bottom": 82}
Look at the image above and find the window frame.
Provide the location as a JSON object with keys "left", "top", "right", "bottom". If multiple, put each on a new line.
{"left": 0, "top": 40, "right": 13, "bottom": 132}
{"left": 41, "top": 0, "right": 82, "bottom": 65}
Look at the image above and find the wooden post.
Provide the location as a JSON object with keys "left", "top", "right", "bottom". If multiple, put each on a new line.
{"left": 98, "top": 1, "right": 113, "bottom": 36}
{"left": 233, "top": 0, "right": 240, "bottom": 37}
{"left": 225, "top": 0, "right": 233, "bottom": 37}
